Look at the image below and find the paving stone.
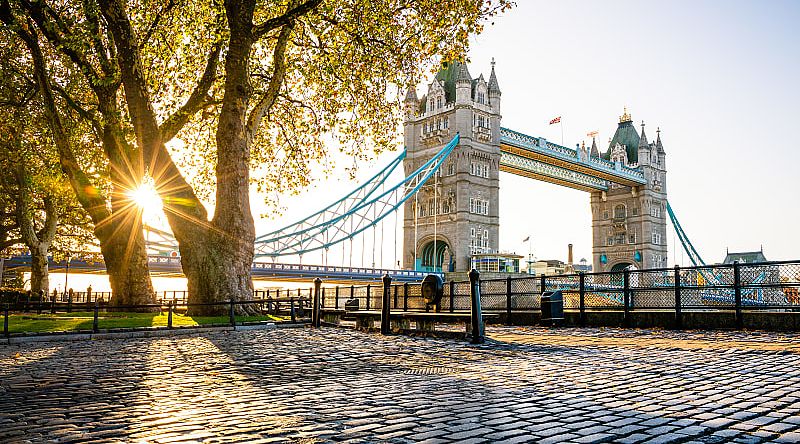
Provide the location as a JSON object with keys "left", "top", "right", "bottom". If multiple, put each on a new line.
{"left": 1, "top": 326, "right": 800, "bottom": 443}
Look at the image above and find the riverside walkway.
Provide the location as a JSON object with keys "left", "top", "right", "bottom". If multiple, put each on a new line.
{"left": 1, "top": 326, "right": 799, "bottom": 443}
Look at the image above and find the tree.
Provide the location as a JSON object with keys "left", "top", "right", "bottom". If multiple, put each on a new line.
{"left": 7, "top": 0, "right": 512, "bottom": 314}
{"left": 0, "top": 2, "right": 165, "bottom": 308}
{"left": 0, "top": 34, "right": 95, "bottom": 295}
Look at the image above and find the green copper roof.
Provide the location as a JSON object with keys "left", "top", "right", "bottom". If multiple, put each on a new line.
{"left": 419, "top": 61, "right": 471, "bottom": 113}
{"left": 603, "top": 119, "right": 640, "bottom": 163}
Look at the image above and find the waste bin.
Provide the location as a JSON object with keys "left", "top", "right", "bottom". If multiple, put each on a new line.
{"left": 540, "top": 290, "right": 564, "bottom": 326}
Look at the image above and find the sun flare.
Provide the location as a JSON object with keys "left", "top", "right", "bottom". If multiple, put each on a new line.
{"left": 128, "top": 182, "right": 163, "bottom": 216}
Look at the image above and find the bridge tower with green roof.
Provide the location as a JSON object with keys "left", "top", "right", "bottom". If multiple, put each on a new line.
{"left": 591, "top": 109, "right": 669, "bottom": 272}
{"left": 402, "top": 60, "right": 502, "bottom": 272}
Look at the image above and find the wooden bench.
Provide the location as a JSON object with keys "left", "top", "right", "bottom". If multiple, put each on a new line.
{"left": 321, "top": 309, "right": 499, "bottom": 334}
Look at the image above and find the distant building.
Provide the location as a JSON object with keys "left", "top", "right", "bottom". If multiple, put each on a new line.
{"left": 573, "top": 258, "right": 592, "bottom": 273}
{"left": 532, "top": 259, "right": 567, "bottom": 276}
{"left": 722, "top": 248, "right": 768, "bottom": 264}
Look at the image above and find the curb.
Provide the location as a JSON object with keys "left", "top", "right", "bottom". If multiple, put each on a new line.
{"left": 1, "top": 322, "right": 307, "bottom": 345}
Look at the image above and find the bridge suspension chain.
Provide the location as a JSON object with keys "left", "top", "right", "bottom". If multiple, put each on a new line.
{"left": 253, "top": 134, "right": 460, "bottom": 258}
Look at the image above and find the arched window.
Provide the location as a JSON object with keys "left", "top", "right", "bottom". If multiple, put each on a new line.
{"left": 429, "top": 99, "right": 434, "bottom": 112}
{"left": 436, "top": 96, "right": 443, "bottom": 109}
{"left": 614, "top": 204, "right": 626, "bottom": 219}
{"left": 477, "top": 91, "right": 485, "bottom": 104}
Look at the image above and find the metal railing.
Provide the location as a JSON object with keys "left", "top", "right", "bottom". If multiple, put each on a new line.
{"left": 322, "top": 260, "right": 800, "bottom": 321}
{"left": 2, "top": 295, "right": 313, "bottom": 338}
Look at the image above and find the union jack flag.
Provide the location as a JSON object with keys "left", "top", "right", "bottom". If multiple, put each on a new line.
{"left": 549, "top": 116, "right": 561, "bottom": 125}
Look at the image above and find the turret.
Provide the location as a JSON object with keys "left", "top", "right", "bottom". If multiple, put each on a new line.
{"left": 637, "top": 121, "right": 650, "bottom": 166}
{"left": 403, "top": 86, "right": 418, "bottom": 121}
{"left": 590, "top": 137, "right": 599, "bottom": 158}
{"left": 488, "top": 58, "right": 501, "bottom": 113}
{"left": 455, "top": 61, "right": 472, "bottom": 105}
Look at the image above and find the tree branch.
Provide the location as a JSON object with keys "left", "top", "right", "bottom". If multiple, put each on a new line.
{"left": 246, "top": 23, "right": 292, "bottom": 142}
{"left": 252, "top": 0, "right": 321, "bottom": 39}
{"left": 159, "top": 41, "right": 222, "bottom": 141}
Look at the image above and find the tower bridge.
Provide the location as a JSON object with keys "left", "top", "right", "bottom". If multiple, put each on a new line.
{"left": 402, "top": 60, "right": 668, "bottom": 275}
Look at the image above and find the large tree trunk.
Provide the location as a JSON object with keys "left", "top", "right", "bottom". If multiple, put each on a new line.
{"left": 99, "top": 0, "right": 259, "bottom": 315}
{"left": 97, "top": 210, "right": 157, "bottom": 310}
{"left": 29, "top": 244, "right": 49, "bottom": 296}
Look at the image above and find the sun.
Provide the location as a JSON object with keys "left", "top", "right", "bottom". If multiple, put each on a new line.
{"left": 128, "top": 181, "right": 163, "bottom": 217}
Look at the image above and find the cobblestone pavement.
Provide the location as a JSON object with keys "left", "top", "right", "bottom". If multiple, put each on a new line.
{"left": 1, "top": 326, "right": 800, "bottom": 444}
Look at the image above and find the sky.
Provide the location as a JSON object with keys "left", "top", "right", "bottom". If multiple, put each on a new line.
{"left": 46, "top": 0, "right": 800, "bottom": 291}
{"left": 262, "top": 0, "right": 800, "bottom": 268}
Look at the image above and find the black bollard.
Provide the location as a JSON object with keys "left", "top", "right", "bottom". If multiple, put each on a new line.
{"left": 469, "top": 268, "right": 485, "bottom": 344}
{"left": 3, "top": 304, "right": 8, "bottom": 338}
{"left": 229, "top": 300, "right": 236, "bottom": 327}
{"left": 290, "top": 298, "right": 296, "bottom": 323}
{"left": 92, "top": 300, "right": 99, "bottom": 333}
{"left": 312, "top": 278, "right": 322, "bottom": 328}
{"left": 167, "top": 301, "right": 174, "bottom": 329}
{"left": 380, "top": 274, "right": 392, "bottom": 335}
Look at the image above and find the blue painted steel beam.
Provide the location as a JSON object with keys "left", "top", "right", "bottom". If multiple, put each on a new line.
{"left": 500, "top": 127, "right": 647, "bottom": 187}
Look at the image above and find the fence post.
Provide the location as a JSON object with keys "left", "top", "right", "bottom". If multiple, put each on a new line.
{"left": 469, "top": 269, "right": 485, "bottom": 344}
{"left": 350, "top": 285, "right": 355, "bottom": 309}
{"left": 674, "top": 265, "right": 682, "bottom": 329}
{"left": 366, "top": 284, "right": 371, "bottom": 311}
{"left": 168, "top": 301, "right": 174, "bottom": 329}
{"left": 449, "top": 280, "right": 455, "bottom": 313}
{"left": 393, "top": 284, "right": 399, "bottom": 309}
{"left": 540, "top": 274, "right": 547, "bottom": 294}
{"left": 37, "top": 291, "right": 43, "bottom": 315}
{"left": 506, "top": 276, "right": 512, "bottom": 322}
{"left": 92, "top": 299, "right": 99, "bottom": 333}
{"left": 623, "top": 269, "right": 631, "bottom": 327}
{"left": 579, "top": 272, "right": 586, "bottom": 327}
{"left": 381, "top": 274, "right": 392, "bottom": 335}
{"left": 734, "top": 261, "right": 743, "bottom": 329}
{"left": 3, "top": 304, "right": 8, "bottom": 338}
{"left": 67, "top": 292, "right": 73, "bottom": 313}
{"left": 229, "top": 299, "right": 236, "bottom": 327}
{"left": 403, "top": 283, "right": 409, "bottom": 311}
{"left": 313, "top": 278, "right": 322, "bottom": 328}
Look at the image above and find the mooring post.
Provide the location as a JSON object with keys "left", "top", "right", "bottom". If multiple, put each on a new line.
{"left": 366, "top": 284, "right": 371, "bottom": 310}
{"left": 381, "top": 274, "right": 392, "bottom": 335}
{"left": 734, "top": 261, "right": 743, "bottom": 329}
{"left": 469, "top": 269, "right": 485, "bottom": 344}
{"left": 313, "top": 278, "right": 322, "bottom": 328}
{"left": 506, "top": 276, "right": 512, "bottom": 322}
{"left": 579, "top": 272, "right": 586, "bottom": 327}
{"left": 449, "top": 280, "right": 455, "bottom": 312}
{"left": 168, "top": 301, "right": 174, "bottom": 329}
{"left": 92, "top": 299, "right": 99, "bottom": 333}
{"left": 674, "top": 265, "right": 682, "bottom": 329}
{"left": 623, "top": 269, "right": 631, "bottom": 327}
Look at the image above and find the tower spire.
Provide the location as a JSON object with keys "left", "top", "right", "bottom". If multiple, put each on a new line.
{"left": 488, "top": 57, "right": 501, "bottom": 95}
{"left": 656, "top": 127, "right": 665, "bottom": 153}
{"left": 590, "top": 137, "right": 599, "bottom": 157}
{"left": 639, "top": 120, "right": 648, "bottom": 147}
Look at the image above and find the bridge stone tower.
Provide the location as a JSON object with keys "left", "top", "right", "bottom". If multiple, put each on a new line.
{"left": 402, "top": 61, "right": 502, "bottom": 272}
{"left": 591, "top": 109, "right": 668, "bottom": 272}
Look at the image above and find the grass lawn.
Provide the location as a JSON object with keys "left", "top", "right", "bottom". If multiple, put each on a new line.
{"left": 6, "top": 311, "right": 286, "bottom": 334}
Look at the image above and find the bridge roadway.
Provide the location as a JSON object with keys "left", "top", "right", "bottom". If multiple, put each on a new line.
{"left": 2, "top": 255, "right": 436, "bottom": 284}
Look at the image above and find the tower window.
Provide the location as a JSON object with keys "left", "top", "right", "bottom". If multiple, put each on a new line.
{"left": 477, "top": 91, "right": 485, "bottom": 104}
{"left": 614, "top": 204, "right": 626, "bottom": 219}
{"left": 436, "top": 96, "right": 442, "bottom": 109}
